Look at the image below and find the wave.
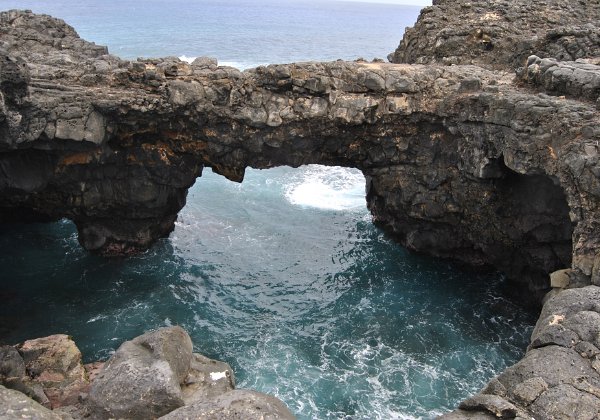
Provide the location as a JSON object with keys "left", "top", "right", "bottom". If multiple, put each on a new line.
{"left": 178, "top": 55, "right": 264, "bottom": 70}
{"left": 284, "top": 165, "right": 366, "bottom": 211}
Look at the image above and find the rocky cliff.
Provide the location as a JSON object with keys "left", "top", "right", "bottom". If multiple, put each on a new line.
{"left": 0, "top": 1, "right": 599, "bottom": 418}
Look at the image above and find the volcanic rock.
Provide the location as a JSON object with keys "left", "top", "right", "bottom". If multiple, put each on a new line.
{"left": 1, "top": 2, "right": 600, "bottom": 418}
{"left": 0, "top": 384, "right": 61, "bottom": 419}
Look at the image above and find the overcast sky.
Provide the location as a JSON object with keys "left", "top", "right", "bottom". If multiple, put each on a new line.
{"left": 339, "top": 0, "right": 431, "bottom": 5}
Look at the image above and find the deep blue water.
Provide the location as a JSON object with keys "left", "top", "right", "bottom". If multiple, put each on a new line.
{"left": 0, "top": 1, "right": 537, "bottom": 419}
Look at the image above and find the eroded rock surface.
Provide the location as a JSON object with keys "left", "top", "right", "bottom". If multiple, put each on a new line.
{"left": 389, "top": 0, "right": 600, "bottom": 70}
{"left": 1, "top": 3, "right": 600, "bottom": 419}
{"left": 1, "top": 10, "right": 599, "bottom": 303}
{"left": 0, "top": 384, "right": 61, "bottom": 419}
{"left": 160, "top": 389, "right": 296, "bottom": 420}
{"left": 444, "top": 286, "right": 600, "bottom": 419}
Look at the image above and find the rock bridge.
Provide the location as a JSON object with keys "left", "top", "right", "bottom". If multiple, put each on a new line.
{"left": 1, "top": 10, "right": 599, "bottom": 303}
{"left": 2, "top": 2, "right": 600, "bottom": 418}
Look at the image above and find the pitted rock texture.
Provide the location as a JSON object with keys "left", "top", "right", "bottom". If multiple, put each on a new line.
{"left": 0, "top": 384, "right": 61, "bottom": 419}
{"left": 522, "top": 55, "right": 600, "bottom": 103}
{"left": 1, "top": 10, "right": 599, "bottom": 303}
{"left": 1, "top": 6, "right": 600, "bottom": 419}
{"left": 389, "top": 0, "right": 600, "bottom": 70}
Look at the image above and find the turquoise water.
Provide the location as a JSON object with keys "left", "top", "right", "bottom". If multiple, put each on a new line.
{"left": 0, "top": 1, "right": 537, "bottom": 418}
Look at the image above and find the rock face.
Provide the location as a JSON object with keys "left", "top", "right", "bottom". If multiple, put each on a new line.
{"left": 441, "top": 286, "right": 600, "bottom": 419}
{"left": 87, "top": 327, "right": 192, "bottom": 418}
{"left": 1, "top": 3, "right": 600, "bottom": 418}
{"left": 0, "top": 327, "right": 294, "bottom": 419}
{"left": 161, "top": 389, "right": 295, "bottom": 420}
{"left": 0, "top": 334, "right": 89, "bottom": 409}
{"left": 389, "top": 0, "right": 600, "bottom": 70}
{"left": 1, "top": 9, "right": 599, "bottom": 303}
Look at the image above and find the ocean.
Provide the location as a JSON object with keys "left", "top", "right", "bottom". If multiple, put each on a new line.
{"left": 0, "top": 1, "right": 536, "bottom": 418}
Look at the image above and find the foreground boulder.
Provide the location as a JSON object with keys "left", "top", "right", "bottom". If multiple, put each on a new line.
{"left": 0, "top": 384, "right": 61, "bottom": 419}
{"left": 0, "top": 334, "right": 89, "bottom": 409}
{"left": 87, "top": 326, "right": 192, "bottom": 418}
{"left": 161, "top": 389, "right": 296, "bottom": 420}
{"left": 17, "top": 334, "right": 88, "bottom": 408}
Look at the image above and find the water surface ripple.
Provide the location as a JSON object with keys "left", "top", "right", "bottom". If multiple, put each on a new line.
{"left": 0, "top": 167, "right": 535, "bottom": 419}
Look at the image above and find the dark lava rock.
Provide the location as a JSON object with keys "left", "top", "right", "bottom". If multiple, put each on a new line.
{"left": 0, "top": 345, "right": 25, "bottom": 379}
{"left": 389, "top": 0, "right": 600, "bottom": 70}
{"left": 0, "top": 5, "right": 600, "bottom": 419}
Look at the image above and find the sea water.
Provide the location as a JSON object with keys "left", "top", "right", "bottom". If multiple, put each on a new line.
{"left": 0, "top": 1, "right": 536, "bottom": 418}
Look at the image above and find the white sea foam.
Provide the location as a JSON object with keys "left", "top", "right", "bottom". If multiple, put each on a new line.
{"left": 178, "top": 55, "right": 196, "bottom": 64}
{"left": 177, "top": 55, "right": 262, "bottom": 70}
{"left": 284, "top": 165, "right": 366, "bottom": 211}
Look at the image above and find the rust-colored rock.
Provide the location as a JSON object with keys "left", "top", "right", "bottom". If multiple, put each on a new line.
{"left": 17, "top": 334, "right": 88, "bottom": 408}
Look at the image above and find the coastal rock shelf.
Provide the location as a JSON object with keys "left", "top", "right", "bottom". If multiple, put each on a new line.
{"left": 0, "top": 0, "right": 599, "bottom": 418}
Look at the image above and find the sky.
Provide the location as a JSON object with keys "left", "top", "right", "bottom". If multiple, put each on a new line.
{"left": 338, "top": 0, "right": 431, "bottom": 5}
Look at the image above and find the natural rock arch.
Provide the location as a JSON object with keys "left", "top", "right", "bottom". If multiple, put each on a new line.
{"left": 1, "top": 5, "right": 600, "bottom": 418}
{"left": 0, "top": 10, "right": 596, "bottom": 303}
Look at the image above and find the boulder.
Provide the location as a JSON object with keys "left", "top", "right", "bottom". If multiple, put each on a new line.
{"left": 17, "top": 334, "right": 88, "bottom": 408}
{"left": 0, "top": 345, "right": 25, "bottom": 379}
{"left": 131, "top": 326, "right": 193, "bottom": 383}
{"left": 529, "top": 383, "right": 600, "bottom": 420}
{"left": 159, "top": 389, "right": 295, "bottom": 420}
{"left": 0, "top": 384, "right": 61, "bottom": 419}
{"left": 87, "top": 326, "right": 192, "bottom": 419}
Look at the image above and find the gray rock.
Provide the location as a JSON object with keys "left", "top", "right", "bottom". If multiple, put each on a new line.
{"left": 191, "top": 56, "right": 218, "bottom": 69}
{"left": 532, "top": 286, "right": 600, "bottom": 348}
{"left": 497, "top": 346, "right": 598, "bottom": 389}
{"left": 181, "top": 353, "right": 235, "bottom": 404}
{"left": 510, "top": 377, "right": 548, "bottom": 406}
{"left": 389, "top": 0, "right": 600, "bottom": 70}
{"left": 131, "top": 326, "right": 193, "bottom": 383}
{"left": 159, "top": 389, "right": 295, "bottom": 420}
{"left": 575, "top": 341, "right": 600, "bottom": 359}
{"left": 522, "top": 56, "right": 600, "bottom": 102}
{"left": 0, "top": 345, "right": 25, "bottom": 379}
{"left": 438, "top": 410, "right": 496, "bottom": 419}
{"left": 529, "top": 384, "right": 600, "bottom": 420}
{"left": 87, "top": 327, "right": 192, "bottom": 419}
{"left": 550, "top": 269, "right": 571, "bottom": 288}
{"left": 459, "top": 393, "right": 526, "bottom": 418}
{"left": 0, "top": 384, "right": 61, "bottom": 419}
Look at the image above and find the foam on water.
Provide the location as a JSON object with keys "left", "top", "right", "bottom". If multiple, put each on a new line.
{"left": 285, "top": 165, "right": 366, "bottom": 211}
{"left": 178, "top": 55, "right": 262, "bottom": 70}
{"left": 0, "top": 167, "right": 536, "bottom": 419}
